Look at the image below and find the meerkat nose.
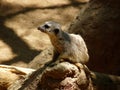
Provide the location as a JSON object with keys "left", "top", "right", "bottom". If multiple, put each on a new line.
{"left": 37, "top": 26, "right": 42, "bottom": 30}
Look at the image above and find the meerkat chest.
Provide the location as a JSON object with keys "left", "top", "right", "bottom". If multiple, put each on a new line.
{"left": 51, "top": 38, "right": 65, "bottom": 53}
{"left": 50, "top": 32, "right": 72, "bottom": 54}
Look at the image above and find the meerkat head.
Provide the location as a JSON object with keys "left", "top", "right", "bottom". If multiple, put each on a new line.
{"left": 37, "top": 21, "right": 61, "bottom": 36}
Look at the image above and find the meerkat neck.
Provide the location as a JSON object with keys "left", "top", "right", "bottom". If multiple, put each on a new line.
{"left": 61, "top": 31, "right": 71, "bottom": 42}
{"left": 49, "top": 30, "right": 71, "bottom": 53}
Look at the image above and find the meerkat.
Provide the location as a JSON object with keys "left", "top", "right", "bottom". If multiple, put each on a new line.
{"left": 37, "top": 21, "right": 89, "bottom": 69}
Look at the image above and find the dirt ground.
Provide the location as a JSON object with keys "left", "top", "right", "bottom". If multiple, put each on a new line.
{"left": 0, "top": 0, "right": 88, "bottom": 67}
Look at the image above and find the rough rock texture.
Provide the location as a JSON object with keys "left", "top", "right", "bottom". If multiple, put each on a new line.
{"left": 0, "top": 64, "right": 120, "bottom": 90}
{"left": 39, "top": 62, "right": 92, "bottom": 90}
{"left": 9, "top": 61, "right": 120, "bottom": 90}
{"left": 18, "top": 62, "right": 93, "bottom": 90}
{"left": 0, "top": 65, "right": 34, "bottom": 90}
{"left": 68, "top": 0, "right": 120, "bottom": 75}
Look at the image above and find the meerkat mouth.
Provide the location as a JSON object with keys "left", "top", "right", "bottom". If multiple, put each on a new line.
{"left": 37, "top": 26, "right": 45, "bottom": 32}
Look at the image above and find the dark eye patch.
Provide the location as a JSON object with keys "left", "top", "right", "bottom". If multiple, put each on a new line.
{"left": 54, "top": 29, "right": 59, "bottom": 34}
{"left": 44, "top": 24, "right": 50, "bottom": 29}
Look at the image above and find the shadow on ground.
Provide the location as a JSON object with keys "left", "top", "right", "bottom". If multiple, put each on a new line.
{"left": 0, "top": 16, "right": 41, "bottom": 65}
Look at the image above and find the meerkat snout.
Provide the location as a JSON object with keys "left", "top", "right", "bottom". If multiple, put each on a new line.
{"left": 37, "top": 24, "right": 49, "bottom": 32}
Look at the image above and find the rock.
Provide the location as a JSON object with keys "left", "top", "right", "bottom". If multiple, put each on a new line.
{"left": 39, "top": 62, "right": 93, "bottom": 90}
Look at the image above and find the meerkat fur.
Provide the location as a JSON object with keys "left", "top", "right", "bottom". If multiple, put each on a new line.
{"left": 37, "top": 21, "right": 89, "bottom": 66}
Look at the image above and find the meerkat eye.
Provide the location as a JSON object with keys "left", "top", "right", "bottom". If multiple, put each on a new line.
{"left": 54, "top": 29, "right": 59, "bottom": 34}
{"left": 44, "top": 24, "right": 50, "bottom": 29}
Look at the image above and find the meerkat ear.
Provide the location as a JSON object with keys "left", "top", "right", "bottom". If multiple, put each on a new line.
{"left": 54, "top": 29, "right": 59, "bottom": 34}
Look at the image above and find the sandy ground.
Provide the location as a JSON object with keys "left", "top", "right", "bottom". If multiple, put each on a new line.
{"left": 0, "top": 0, "right": 88, "bottom": 67}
